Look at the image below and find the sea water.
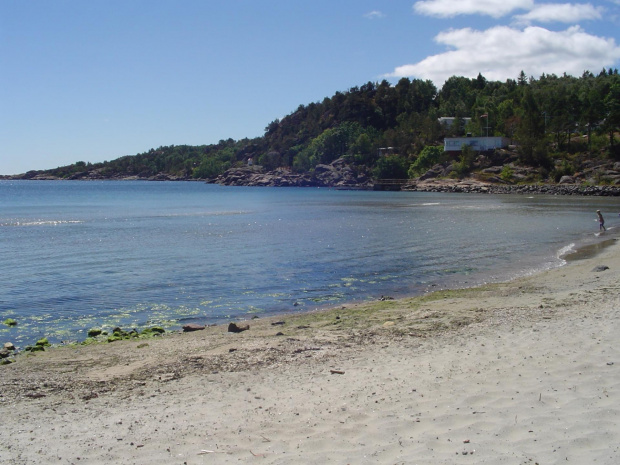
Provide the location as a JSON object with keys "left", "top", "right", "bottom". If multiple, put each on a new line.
{"left": 1, "top": 180, "right": 618, "bottom": 346}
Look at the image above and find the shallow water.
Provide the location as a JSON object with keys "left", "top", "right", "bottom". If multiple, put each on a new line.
{"left": 1, "top": 180, "right": 618, "bottom": 346}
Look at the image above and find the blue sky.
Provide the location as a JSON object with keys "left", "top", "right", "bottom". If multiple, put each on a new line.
{"left": 1, "top": 0, "right": 619, "bottom": 175}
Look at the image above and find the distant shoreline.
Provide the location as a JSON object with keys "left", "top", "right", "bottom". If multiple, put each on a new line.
{"left": 3, "top": 175, "right": 620, "bottom": 196}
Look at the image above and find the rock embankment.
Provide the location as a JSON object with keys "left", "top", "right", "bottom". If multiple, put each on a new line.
{"left": 214, "top": 158, "right": 372, "bottom": 188}
{"left": 402, "top": 178, "right": 620, "bottom": 196}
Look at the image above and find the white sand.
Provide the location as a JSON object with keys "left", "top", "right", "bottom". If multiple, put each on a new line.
{"left": 1, "top": 240, "right": 619, "bottom": 464}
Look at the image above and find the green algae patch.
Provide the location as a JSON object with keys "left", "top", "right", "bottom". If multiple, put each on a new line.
{"left": 416, "top": 284, "right": 498, "bottom": 303}
{"left": 36, "top": 337, "right": 51, "bottom": 347}
{"left": 23, "top": 338, "right": 51, "bottom": 353}
{"left": 288, "top": 297, "right": 421, "bottom": 334}
{"left": 87, "top": 328, "right": 103, "bottom": 337}
{"left": 141, "top": 326, "right": 165, "bottom": 335}
{"left": 105, "top": 326, "right": 165, "bottom": 343}
{"left": 3, "top": 318, "right": 17, "bottom": 327}
{"left": 275, "top": 284, "right": 502, "bottom": 341}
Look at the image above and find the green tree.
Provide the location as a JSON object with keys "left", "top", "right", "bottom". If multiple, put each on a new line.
{"left": 603, "top": 78, "right": 620, "bottom": 154}
{"left": 373, "top": 155, "right": 409, "bottom": 179}
{"left": 258, "top": 151, "right": 282, "bottom": 171}
{"left": 193, "top": 157, "right": 229, "bottom": 179}
{"left": 351, "top": 133, "right": 375, "bottom": 165}
{"left": 408, "top": 145, "right": 444, "bottom": 178}
{"left": 452, "top": 144, "right": 476, "bottom": 178}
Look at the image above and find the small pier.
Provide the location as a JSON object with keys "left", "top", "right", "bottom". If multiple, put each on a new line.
{"left": 373, "top": 179, "right": 409, "bottom": 191}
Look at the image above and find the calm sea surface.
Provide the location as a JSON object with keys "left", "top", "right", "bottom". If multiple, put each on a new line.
{"left": 1, "top": 180, "right": 618, "bottom": 346}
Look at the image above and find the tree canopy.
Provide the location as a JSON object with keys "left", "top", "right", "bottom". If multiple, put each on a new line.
{"left": 24, "top": 69, "right": 620, "bottom": 181}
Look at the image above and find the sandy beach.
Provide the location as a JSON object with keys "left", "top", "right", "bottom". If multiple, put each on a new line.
{"left": 1, "top": 238, "right": 619, "bottom": 464}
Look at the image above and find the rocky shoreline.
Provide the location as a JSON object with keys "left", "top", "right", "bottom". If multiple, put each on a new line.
{"left": 401, "top": 178, "right": 620, "bottom": 196}
{"left": 5, "top": 157, "right": 620, "bottom": 196}
{"left": 210, "top": 156, "right": 620, "bottom": 196}
{"left": 211, "top": 157, "right": 373, "bottom": 189}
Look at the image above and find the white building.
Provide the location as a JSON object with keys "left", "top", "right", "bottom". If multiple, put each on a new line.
{"left": 444, "top": 136, "right": 510, "bottom": 152}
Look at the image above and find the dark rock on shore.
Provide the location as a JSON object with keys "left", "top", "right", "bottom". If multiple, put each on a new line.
{"left": 182, "top": 324, "right": 206, "bottom": 332}
{"left": 228, "top": 322, "right": 250, "bottom": 333}
{"left": 592, "top": 265, "right": 610, "bottom": 272}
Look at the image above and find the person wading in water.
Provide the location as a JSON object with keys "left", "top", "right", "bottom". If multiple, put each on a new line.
{"left": 597, "top": 210, "right": 606, "bottom": 232}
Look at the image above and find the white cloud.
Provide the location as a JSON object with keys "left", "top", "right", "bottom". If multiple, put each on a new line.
{"left": 413, "top": 0, "right": 534, "bottom": 18}
{"left": 386, "top": 25, "right": 620, "bottom": 85}
{"left": 514, "top": 3, "right": 603, "bottom": 24}
{"left": 364, "top": 10, "right": 385, "bottom": 19}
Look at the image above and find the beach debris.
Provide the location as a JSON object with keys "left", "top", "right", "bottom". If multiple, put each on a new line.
{"left": 3, "top": 318, "right": 17, "bottom": 327}
{"left": 271, "top": 321, "right": 285, "bottom": 326}
{"left": 293, "top": 347, "right": 321, "bottom": 353}
{"left": 330, "top": 370, "right": 345, "bottom": 375}
{"left": 275, "top": 332, "right": 285, "bottom": 336}
{"left": 607, "top": 362, "right": 614, "bottom": 366}
{"left": 182, "top": 324, "right": 205, "bottom": 332}
{"left": 82, "top": 391, "right": 98, "bottom": 401}
{"left": 592, "top": 265, "right": 609, "bottom": 272}
{"left": 379, "top": 295, "right": 394, "bottom": 301}
{"left": 228, "top": 322, "right": 249, "bottom": 333}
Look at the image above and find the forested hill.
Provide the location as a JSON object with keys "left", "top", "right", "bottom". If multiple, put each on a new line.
{"left": 9, "top": 69, "right": 620, "bottom": 185}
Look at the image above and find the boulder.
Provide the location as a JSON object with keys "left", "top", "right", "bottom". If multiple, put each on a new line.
{"left": 228, "top": 322, "right": 250, "bottom": 333}
{"left": 182, "top": 324, "right": 205, "bottom": 332}
{"left": 592, "top": 265, "right": 609, "bottom": 272}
